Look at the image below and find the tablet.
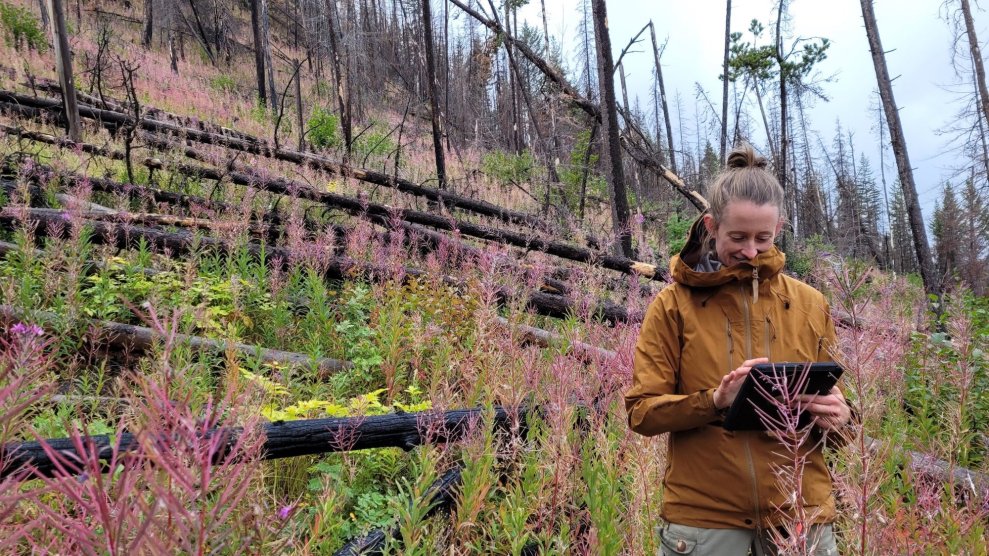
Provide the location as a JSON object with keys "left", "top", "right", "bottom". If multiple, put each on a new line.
{"left": 721, "top": 362, "right": 843, "bottom": 431}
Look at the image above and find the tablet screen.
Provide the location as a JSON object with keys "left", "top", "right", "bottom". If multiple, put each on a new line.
{"left": 722, "top": 362, "right": 843, "bottom": 431}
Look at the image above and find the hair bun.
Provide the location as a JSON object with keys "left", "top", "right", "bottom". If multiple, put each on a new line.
{"left": 726, "top": 143, "right": 768, "bottom": 170}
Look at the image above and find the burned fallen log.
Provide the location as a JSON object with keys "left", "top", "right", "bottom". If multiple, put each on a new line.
{"left": 0, "top": 207, "right": 635, "bottom": 324}
{"left": 1, "top": 125, "right": 264, "bottom": 217}
{"left": 90, "top": 131, "right": 663, "bottom": 281}
{"left": 0, "top": 304, "right": 351, "bottom": 377}
{"left": 2, "top": 129, "right": 577, "bottom": 295}
{"left": 494, "top": 316, "right": 618, "bottom": 361}
{"left": 30, "top": 79, "right": 261, "bottom": 144}
{"left": 0, "top": 405, "right": 522, "bottom": 479}
{"left": 3, "top": 108, "right": 659, "bottom": 290}
{"left": 0, "top": 91, "right": 548, "bottom": 230}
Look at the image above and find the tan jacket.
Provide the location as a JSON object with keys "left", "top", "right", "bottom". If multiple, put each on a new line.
{"left": 625, "top": 223, "right": 839, "bottom": 529}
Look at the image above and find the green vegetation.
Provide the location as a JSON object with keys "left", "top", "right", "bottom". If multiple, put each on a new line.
{"left": 559, "top": 129, "right": 607, "bottom": 211}
{"left": 0, "top": 2, "right": 47, "bottom": 52}
{"left": 210, "top": 73, "right": 238, "bottom": 93}
{"left": 308, "top": 106, "right": 341, "bottom": 149}
{"left": 482, "top": 149, "right": 536, "bottom": 185}
{"left": 663, "top": 211, "right": 694, "bottom": 258}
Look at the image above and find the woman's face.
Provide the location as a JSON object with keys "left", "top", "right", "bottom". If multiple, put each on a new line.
{"left": 703, "top": 200, "right": 783, "bottom": 267}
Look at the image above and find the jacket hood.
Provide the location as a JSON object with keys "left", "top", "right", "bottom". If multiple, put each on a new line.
{"left": 670, "top": 215, "right": 786, "bottom": 293}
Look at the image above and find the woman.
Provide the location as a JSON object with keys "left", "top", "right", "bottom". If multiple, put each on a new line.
{"left": 625, "top": 144, "right": 851, "bottom": 555}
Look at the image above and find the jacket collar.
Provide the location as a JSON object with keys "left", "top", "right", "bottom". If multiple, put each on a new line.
{"left": 670, "top": 215, "right": 786, "bottom": 289}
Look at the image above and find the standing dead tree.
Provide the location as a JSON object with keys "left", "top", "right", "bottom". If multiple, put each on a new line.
{"left": 591, "top": 0, "right": 633, "bottom": 258}
{"left": 421, "top": 0, "right": 447, "bottom": 188}
{"left": 449, "top": 1, "right": 701, "bottom": 215}
{"left": 250, "top": 0, "right": 268, "bottom": 106}
{"left": 649, "top": 22, "right": 677, "bottom": 175}
{"left": 720, "top": 1, "right": 732, "bottom": 164}
{"left": 959, "top": 0, "right": 989, "bottom": 137}
{"left": 859, "top": 0, "right": 938, "bottom": 293}
{"left": 47, "top": 0, "right": 81, "bottom": 142}
{"left": 591, "top": 0, "right": 634, "bottom": 258}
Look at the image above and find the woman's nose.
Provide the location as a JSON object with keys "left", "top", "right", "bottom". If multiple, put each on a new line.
{"left": 741, "top": 245, "right": 758, "bottom": 259}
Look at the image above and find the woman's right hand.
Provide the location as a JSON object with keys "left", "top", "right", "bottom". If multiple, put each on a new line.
{"left": 712, "top": 357, "right": 769, "bottom": 409}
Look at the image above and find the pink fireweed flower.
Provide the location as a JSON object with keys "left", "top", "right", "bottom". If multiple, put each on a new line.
{"left": 9, "top": 322, "right": 44, "bottom": 337}
{"left": 277, "top": 504, "right": 294, "bottom": 519}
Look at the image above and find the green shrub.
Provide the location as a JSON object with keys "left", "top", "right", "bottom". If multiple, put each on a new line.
{"left": 559, "top": 129, "right": 607, "bottom": 211}
{"left": 785, "top": 234, "right": 831, "bottom": 277}
{"left": 210, "top": 74, "right": 237, "bottom": 93}
{"left": 481, "top": 149, "right": 536, "bottom": 185}
{"left": 308, "top": 107, "right": 341, "bottom": 150}
{"left": 0, "top": 2, "right": 47, "bottom": 52}
{"left": 354, "top": 129, "right": 394, "bottom": 160}
{"left": 664, "top": 211, "right": 694, "bottom": 257}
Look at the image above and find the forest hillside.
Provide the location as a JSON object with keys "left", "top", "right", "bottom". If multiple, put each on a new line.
{"left": 0, "top": 0, "right": 987, "bottom": 553}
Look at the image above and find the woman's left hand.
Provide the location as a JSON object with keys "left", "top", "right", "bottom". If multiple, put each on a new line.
{"left": 794, "top": 387, "right": 851, "bottom": 431}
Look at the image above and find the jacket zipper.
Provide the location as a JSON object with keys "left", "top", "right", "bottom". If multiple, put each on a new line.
{"left": 725, "top": 318, "right": 733, "bottom": 372}
{"left": 743, "top": 436, "right": 763, "bottom": 529}
{"left": 741, "top": 284, "right": 753, "bottom": 360}
{"left": 741, "top": 280, "right": 762, "bottom": 528}
{"left": 765, "top": 317, "right": 773, "bottom": 360}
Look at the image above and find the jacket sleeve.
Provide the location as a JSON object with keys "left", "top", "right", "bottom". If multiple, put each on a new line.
{"left": 625, "top": 288, "right": 721, "bottom": 436}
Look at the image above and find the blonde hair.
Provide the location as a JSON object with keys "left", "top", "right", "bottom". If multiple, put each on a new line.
{"left": 706, "top": 143, "right": 785, "bottom": 224}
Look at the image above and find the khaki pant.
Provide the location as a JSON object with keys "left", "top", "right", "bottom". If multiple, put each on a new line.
{"left": 658, "top": 522, "right": 839, "bottom": 556}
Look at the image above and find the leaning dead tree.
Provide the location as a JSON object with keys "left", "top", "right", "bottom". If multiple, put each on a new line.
{"left": 959, "top": 0, "right": 989, "bottom": 138}
{"left": 448, "top": 1, "right": 702, "bottom": 214}
{"left": 859, "top": 0, "right": 938, "bottom": 293}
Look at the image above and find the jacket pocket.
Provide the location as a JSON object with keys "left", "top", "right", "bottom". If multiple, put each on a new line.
{"left": 658, "top": 524, "right": 698, "bottom": 554}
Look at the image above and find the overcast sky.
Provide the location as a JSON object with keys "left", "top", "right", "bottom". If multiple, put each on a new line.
{"left": 513, "top": 0, "right": 986, "bottom": 223}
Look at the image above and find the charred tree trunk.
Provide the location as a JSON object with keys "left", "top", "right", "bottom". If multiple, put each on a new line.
{"left": 167, "top": 1, "right": 178, "bottom": 73}
{"left": 0, "top": 305, "right": 350, "bottom": 379}
{"left": 859, "top": 0, "right": 938, "bottom": 292}
{"left": 775, "top": 2, "right": 790, "bottom": 251}
{"left": 961, "top": 0, "right": 989, "bottom": 136}
{"left": 2, "top": 406, "right": 523, "bottom": 479}
{"left": 421, "top": 0, "right": 447, "bottom": 188}
{"left": 260, "top": 0, "right": 278, "bottom": 111}
{"left": 47, "top": 0, "right": 81, "bottom": 142}
{"left": 295, "top": 58, "right": 305, "bottom": 152}
{"left": 0, "top": 201, "right": 634, "bottom": 324}
{"left": 591, "top": 0, "right": 633, "bottom": 258}
{"left": 539, "top": 0, "right": 562, "bottom": 215}
{"left": 250, "top": 0, "right": 267, "bottom": 106}
{"left": 37, "top": 0, "right": 51, "bottom": 32}
{"left": 141, "top": 0, "right": 153, "bottom": 48}
{"left": 326, "top": 0, "right": 352, "bottom": 158}
{"left": 0, "top": 90, "right": 550, "bottom": 229}
{"left": 720, "top": 0, "right": 731, "bottom": 163}
{"left": 649, "top": 22, "right": 677, "bottom": 175}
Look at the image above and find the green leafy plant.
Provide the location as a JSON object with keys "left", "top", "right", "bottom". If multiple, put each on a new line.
{"left": 482, "top": 149, "right": 536, "bottom": 186}
{"left": 308, "top": 107, "right": 341, "bottom": 150}
{"left": 664, "top": 211, "right": 694, "bottom": 257}
{"left": 0, "top": 1, "right": 47, "bottom": 52}
{"left": 261, "top": 386, "right": 431, "bottom": 422}
{"left": 558, "top": 129, "right": 607, "bottom": 211}
{"left": 354, "top": 129, "right": 394, "bottom": 160}
{"left": 210, "top": 74, "right": 237, "bottom": 93}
